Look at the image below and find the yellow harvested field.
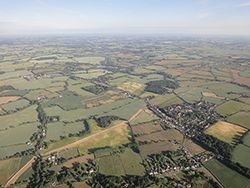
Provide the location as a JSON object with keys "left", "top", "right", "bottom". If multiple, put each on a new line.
{"left": 0, "top": 96, "right": 20, "bottom": 105}
{"left": 202, "top": 92, "right": 224, "bottom": 99}
{"left": 118, "top": 82, "right": 144, "bottom": 93}
{"left": 205, "top": 121, "right": 247, "bottom": 144}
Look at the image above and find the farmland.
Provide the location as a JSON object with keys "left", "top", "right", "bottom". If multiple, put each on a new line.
{"left": 204, "top": 121, "right": 247, "bottom": 144}
{"left": 96, "top": 148, "right": 145, "bottom": 176}
{"left": 0, "top": 36, "right": 249, "bottom": 187}
{"left": 204, "top": 159, "right": 250, "bottom": 188}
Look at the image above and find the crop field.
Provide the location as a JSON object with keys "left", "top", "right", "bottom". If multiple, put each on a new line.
{"left": 0, "top": 157, "right": 22, "bottom": 184}
{"left": 96, "top": 148, "right": 145, "bottom": 176}
{"left": 183, "top": 139, "right": 205, "bottom": 155}
{"left": 44, "top": 98, "right": 146, "bottom": 122}
{"left": 77, "top": 122, "right": 129, "bottom": 154}
{"left": 0, "top": 105, "right": 37, "bottom": 130}
{"left": 201, "top": 82, "right": 249, "bottom": 99}
{"left": 149, "top": 93, "right": 183, "bottom": 108}
{"left": 139, "top": 141, "right": 181, "bottom": 158}
{"left": 227, "top": 111, "right": 250, "bottom": 129}
{"left": 67, "top": 83, "right": 95, "bottom": 97}
{"left": 45, "top": 121, "right": 86, "bottom": 141}
{"left": 74, "top": 69, "right": 109, "bottom": 79}
{"left": 8, "top": 77, "right": 66, "bottom": 90}
{"left": 176, "top": 87, "right": 204, "bottom": 103}
{"left": 118, "top": 81, "right": 144, "bottom": 94}
{"left": 2, "top": 99, "right": 30, "bottom": 112}
{"left": 242, "top": 132, "right": 250, "bottom": 146}
{"left": 130, "top": 110, "right": 159, "bottom": 125}
{"left": 0, "top": 122, "right": 37, "bottom": 147}
{"left": 239, "top": 97, "right": 250, "bottom": 104}
{"left": 84, "top": 93, "right": 122, "bottom": 108}
{"left": 59, "top": 148, "right": 80, "bottom": 159}
{"left": 0, "top": 96, "right": 20, "bottom": 105}
{"left": 216, "top": 100, "right": 250, "bottom": 116}
{"left": 74, "top": 56, "right": 105, "bottom": 65}
{"left": 136, "top": 128, "right": 183, "bottom": 143}
{"left": 24, "top": 89, "right": 57, "bottom": 101}
{"left": 43, "top": 91, "right": 84, "bottom": 110}
{"left": 131, "top": 121, "right": 162, "bottom": 135}
{"left": 232, "top": 144, "right": 250, "bottom": 168}
{"left": 204, "top": 159, "right": 250, "bottom": 188}
{"left": 204, "top": 121, "right": 247, "bottom": 144}
{"left": 137, "top": 128, "right": 183, "bottom": 158}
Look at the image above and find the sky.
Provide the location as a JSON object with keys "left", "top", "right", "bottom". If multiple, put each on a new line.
{"left": 0, "top": 0, "right": 250, "bottom": 36}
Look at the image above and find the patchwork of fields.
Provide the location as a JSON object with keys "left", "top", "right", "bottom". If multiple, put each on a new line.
{"left": 0, "top": 36, "right": 250, "bottom": 187}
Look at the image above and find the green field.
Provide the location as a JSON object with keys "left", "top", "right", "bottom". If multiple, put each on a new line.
{"left": 227, "top": 111, "right": 250, "bottom": 129}
{"left": 0, "top": 122, "right": 37, "bottom": 147}
{"left": 74, "top": 56, "right": 105, "bottom": 65}
{"left": 96, "top": 148, "right": 145, "bottom": 176}
{"left": 216, "top": 100, "right": 250, "bottom": 116}
{"left": 232, "top": 144, "right": 250, "bottom": 168}
{"left": 204, "top": 159, "right": 250, "bottom": 188}
{"left": 45, "top": 121, "right": 86, "bottom": 141}
{"left": 130, "top": 110, "right": 159, "bottom": 125}
{"left": 2, "top": 98, "right": 30, "bottom": 112}
{"left": 0, "top": 105, "right": 38, "bottom": 130}
{"left": 44, "top": 98, "right": 146, "bottom": 122}
{"left": 43, "top": 91, "right": 84, "bottom": 110}
{"left": 242, "top": 132, "right": 250, "bottom": 146}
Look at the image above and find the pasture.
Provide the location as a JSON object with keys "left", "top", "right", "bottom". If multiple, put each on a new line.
{"left": 0, "top": 122, "right": 37, "bottom": 147}
{"left": 232, "top": 144, "right": 250, "bottom": 168}
{"left": 44, "top": 98, "right": 146, "bottom": 122}
{"left": 0, "top": 96, "right": 20, "bottom": 105}
{"left": 0, "top": 105, "right": 38, "bottom": 130}
{"left": 150, "top": 93, "right": 183, "bottom": 108}
{"left": 204, "top": 159, "right": 250, "bottom": 188}
{"left": 2, "top": 99, "right": 30, "bottom": 112}
{"left": 131, "top": 121, "right": 162, "bottom": 135}
{"left": 74, "top": 56, "right": 105, "bottom": 65}
{"left": 216, "top": 100, "right": 250, "bottom": 116}
{"left": 130, "top": 110, "right": 159, "bottom": 125}
{"left": 227, "top": 111, "right": 250, "bottom": 129}
{"left": 45, "top": 121, "right": 86, "bottom": 142}
{"left": 77, "top": 122, "right": 129, "bottom": 154}
{"left": 96, "top": 148, "right": 145, "bottom": 176}
{"left": 183, "top": 139, "right": 205, "bottom": 155}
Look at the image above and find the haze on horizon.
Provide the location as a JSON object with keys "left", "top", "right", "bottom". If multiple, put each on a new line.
{"left": 0, "top": 0, "right": 250, "bottom": 36}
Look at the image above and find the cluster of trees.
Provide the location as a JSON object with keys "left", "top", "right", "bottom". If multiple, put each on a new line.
{"left": 27, "top": 156, "right": 56, "bottom": 188}
{"left": 89, "top": 174, "right": 161, "bottom": 188}
{"left": 83, "top": 84, "right": 108, "bottom": 95}
{"left": 68, "top": 120, "right": 90, "bottom": 137}
{"left": 193, "top": 134, "right": 232, "bottom": 159}
{"left": 94, "top": 116, "right": 120, "bottom": 128}
{"left": 88, "top": 172, "right": 218, "bottom": 188}
{"left": 220, "top": 159, "right": 250, "bottom": 179}
{"left": 37, "top": 105, "right": 59, "bottom": 124}
{"left": 57, "top": 161, "right": 95, "bottom": 184}
{"left": 26, "top": 156, "right": 95, "bottom": 188}
{"left": 144, "top": 80, "right": 179, "bottom": 94}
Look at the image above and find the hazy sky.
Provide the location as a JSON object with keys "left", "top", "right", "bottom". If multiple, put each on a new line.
{"left": 0, "top": 0, "right": 250, "bottom": 36}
